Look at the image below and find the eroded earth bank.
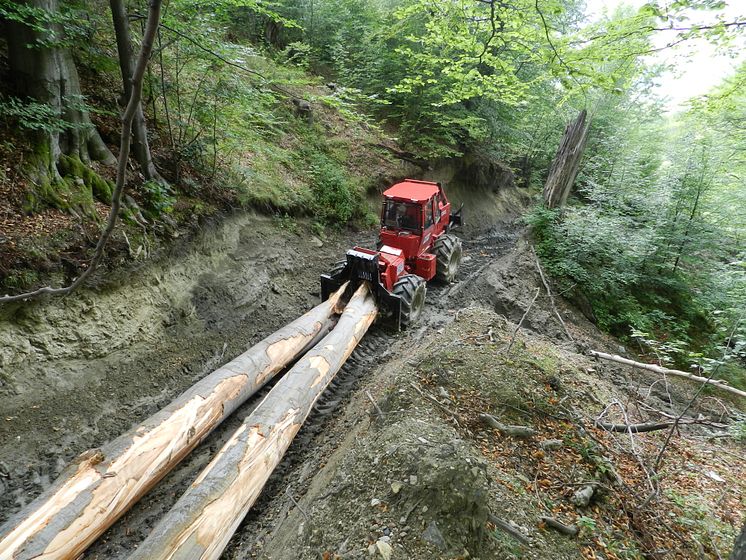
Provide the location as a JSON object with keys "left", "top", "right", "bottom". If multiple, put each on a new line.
{"left": 0, "top": 183, "right": 743, "bottom": 560}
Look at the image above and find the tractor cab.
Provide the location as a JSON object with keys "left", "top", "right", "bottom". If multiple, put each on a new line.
{"left": 379, "top": 179, "right": 454, "bottom": 263}
{"left": 321, "top": 179, "right": 463, "bottom": 330}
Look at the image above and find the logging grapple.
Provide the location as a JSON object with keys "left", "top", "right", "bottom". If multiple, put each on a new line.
{"left": 321, "top": 179, "right": 463, "bottom": 330}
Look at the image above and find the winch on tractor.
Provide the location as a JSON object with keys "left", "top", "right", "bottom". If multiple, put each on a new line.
{"left": 321, "top": 179, "right": 463, "bottom": 329}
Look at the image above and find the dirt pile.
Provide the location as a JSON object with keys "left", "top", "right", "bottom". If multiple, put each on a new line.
{"left": 270, "top": 414, "right": 494, "bottom": 559}
{"left": 252, "top": 303, "right": 743, "bottom": 560}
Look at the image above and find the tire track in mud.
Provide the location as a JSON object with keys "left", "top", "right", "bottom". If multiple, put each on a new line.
{"left": 84, "top": 223, "right": 521, "bottom": 559}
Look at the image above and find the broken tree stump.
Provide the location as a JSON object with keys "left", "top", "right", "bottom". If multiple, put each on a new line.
{"left": 128, "top": 283, "right": 378, "bottom": 560}
{"left": 543, "top": 109, "right": 590, "bottom": 209}
{"left": 0, "top": 287, "right": 346, "bottom": 560}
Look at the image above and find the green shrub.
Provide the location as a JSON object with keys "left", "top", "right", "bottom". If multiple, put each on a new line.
{"left": 307, "top": 152, "right": 358, "bottom": 226}
{"left": 140, "top": 180, "right": 175, "bottom": 219}
{"left": 527, "top": 204, "right": 710, "bottom": 356}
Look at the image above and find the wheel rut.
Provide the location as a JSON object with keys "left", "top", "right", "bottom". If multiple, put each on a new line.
{"left": 78, "top": 222, "right": 522, "bottom": 559}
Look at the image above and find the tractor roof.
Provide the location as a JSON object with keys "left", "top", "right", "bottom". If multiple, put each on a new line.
{"left": 383, "top": 179, "right": 439, "bottom": 203}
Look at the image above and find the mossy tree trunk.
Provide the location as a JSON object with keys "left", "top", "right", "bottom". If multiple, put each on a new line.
{"left": 3, "top": 0, "right": 116, "bottom": 207}
{"left": 110, "top": 0, "right": 165, "bottom": 185}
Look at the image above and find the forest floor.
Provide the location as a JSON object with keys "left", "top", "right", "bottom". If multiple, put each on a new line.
{"left": 0, "top": 183, "right": 743, "bottom": 560}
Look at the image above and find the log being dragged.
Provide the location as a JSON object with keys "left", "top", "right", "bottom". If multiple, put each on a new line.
{"left": 128, "top": 283, "right": 378, "bottom": 560}
{"left": 589, "top": 350, "right": 746, "bottom": 399}
{"left": 0, "top": 286, "right": 346, "bottom": 560}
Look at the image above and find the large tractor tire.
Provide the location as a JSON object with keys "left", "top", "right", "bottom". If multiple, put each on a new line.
{"left": 393, "top": 274, "right": 426, "bottom": 328}
{"left": 434, "top": 234, "right": 463, "bottom": 283}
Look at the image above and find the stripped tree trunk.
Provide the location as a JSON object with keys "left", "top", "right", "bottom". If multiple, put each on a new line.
{"left": 589, "top": 350, "right": 746, "bottom": 399}
{"left": 0, "top": 287, "right": 346, "bottom": 560}
{"left": 543, "top": 109, "right": 589, "bottom": 209}
{"left": 128, "top": 283, "right": 378, "bottom": 560}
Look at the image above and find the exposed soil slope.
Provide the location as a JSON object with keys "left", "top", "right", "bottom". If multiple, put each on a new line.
{"left": 0, "top": 184, "right": 742, "bottom": 560}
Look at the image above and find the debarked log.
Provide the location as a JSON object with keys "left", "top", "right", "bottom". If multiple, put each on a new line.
{"left": 127, "top": 283, "right": 378, "bottom": 560}
{"left": 0, "top": 286, "right": 346, "bottom": 560}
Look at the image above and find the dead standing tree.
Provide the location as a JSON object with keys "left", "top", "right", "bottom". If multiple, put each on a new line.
{"left": 543, "top": 109, "right": 590, "bottom": 209}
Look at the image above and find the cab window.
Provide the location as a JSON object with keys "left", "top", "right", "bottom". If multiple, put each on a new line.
{"left": 424, "top": 198, "right": 434, "bottom": 228}
{"left": 382, "top": 200, "right": 421, "bottom": 231}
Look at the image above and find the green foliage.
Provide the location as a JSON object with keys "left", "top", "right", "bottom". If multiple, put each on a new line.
{"left": 282, "top": 41, "right": 312, "bottom": 69}
{"left": 307, "top": 152, "right": 357, "bottom": 226}
{"left": 2, "top": 269, "right": 41, "bottom": 291}
{"left": 665, "top": 490, "right": 737, "bottom": 557}
{"left": 528, "top": 57, "right": 746, "bottom": 382}
{"left": 576, "top": 516, "right": 597, "bottom": 537}
{"left": 139, "top": 181, "right": 176, "bottom": 219}
{"left": 0, "top": 95, "right": 91, "bottom": 134}
{"left": 0, "top": 0, "right": 90, "bottom": 45}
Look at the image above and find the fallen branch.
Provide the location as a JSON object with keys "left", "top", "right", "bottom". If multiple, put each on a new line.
{"left": 531, "top": 245, "right": 573, "bottom": 342}
{"left": 480, "top": 413, "right": 536, "bottom": 438}
{"left": 595, "top": 421, "right": 675, "bottom": 433}
{"left": 589, "top": 350, "right": 746, "bottom": 399}
{"left": 488, "top": 513, "right": 530, "bottom": 544}
{"left": 0, "top": 287, "right": 346, "bottom": 560}
{"left": 366, "top": 390, "right": 384, "bottom": 419}
{"left": 540, "top": 516, "right": 579, "bottom": 536}
{"left": 596, "top": 419, "right": 727, "bottom": 433}
{"left": 503, "top": 287, "right": 540, "bottom": 354}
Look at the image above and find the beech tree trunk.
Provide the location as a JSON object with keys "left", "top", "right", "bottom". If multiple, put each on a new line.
{"left": 128, "top": 283, "right": 378, "bottom": 560}
{"left": 109, "top": 0, "right": 164, "bottom": 183}
{"left": 0, "top": 287, "right": 346, "bottom": 560}
{"left": 3, "top": 0, "right": 116, "bottom": 184}
{"left": 543, "top": 109, "right": 589, "bottom": 209}
{"left": 589, "top": 350, "right": 746, "bottom": 399}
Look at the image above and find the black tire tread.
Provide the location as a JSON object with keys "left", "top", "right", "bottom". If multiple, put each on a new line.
{"left": 393, "top": 274, "right": 426, "bottom": 328}
{"left": 434, "top": 234, "right": 462, "bottom": 282}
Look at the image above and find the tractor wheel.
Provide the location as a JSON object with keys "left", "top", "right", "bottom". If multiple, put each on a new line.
{"left": 393, "top": 274, "right": 426, "bottom": 328}
{"left": 434, "top": 234, "right": 463, "bottom": 283}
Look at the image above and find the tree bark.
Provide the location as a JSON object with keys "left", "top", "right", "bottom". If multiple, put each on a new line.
{"left": 543, "top": 109, "right": 589, "bottom": 209}
{"left": 732, "top": 522, "right": 746, "bottom": 560}
{"left": 589, "top": 350, "right": 746, "bottom": 399}
{"left": 3, "top": 0, "right": 116, "bottom": 184}
{"left": 127, "top": 283, "right": 378, "bottom": 560}
{"left": 109, "top": 0, "right": 164, "bottom": 184}
{"left": 0, "top": 0, "right": 162, "bottom": 303}
{"left": 0, "top": 287, "right": 346, "bottom": 560}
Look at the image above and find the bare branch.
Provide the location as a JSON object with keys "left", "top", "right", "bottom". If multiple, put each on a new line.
{"left": 0, "top": 0, "right": 164, "bottom": 305}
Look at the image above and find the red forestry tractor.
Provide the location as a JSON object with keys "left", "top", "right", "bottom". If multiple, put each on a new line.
{"left": 321, "top": 179, "right": 463, "bottom": 329}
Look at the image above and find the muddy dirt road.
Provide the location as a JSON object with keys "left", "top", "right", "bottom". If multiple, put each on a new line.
{"left": 0, "top": 182, "right": 530, "bottom": 558}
